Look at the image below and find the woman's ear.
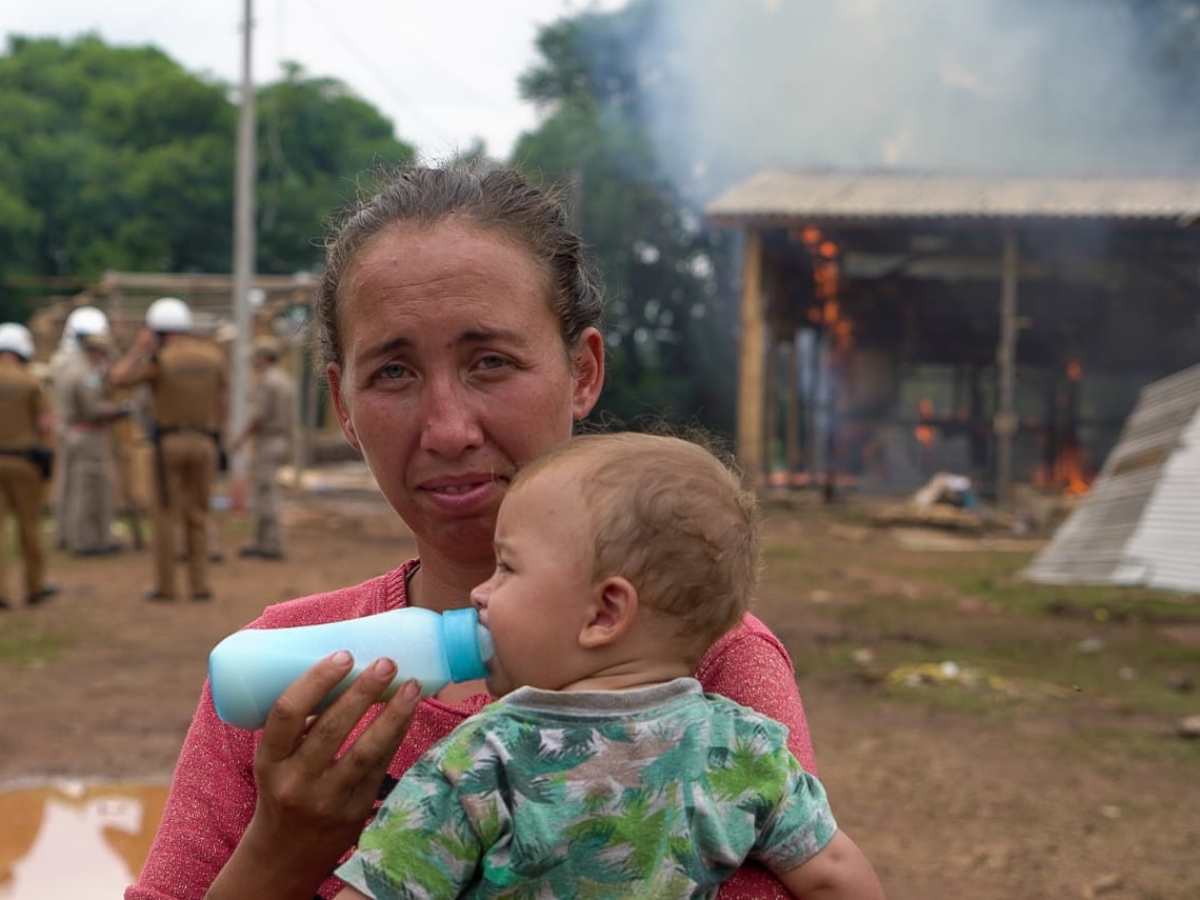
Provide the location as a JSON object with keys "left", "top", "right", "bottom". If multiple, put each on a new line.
{"left": 570, "top": 327, "right": 606, "bottom": 420}
{"left": 327, "top": 363, "right": 361, "bottom": 451}
{"left": 578, "top": 576, "right": 637, "bottom": 649}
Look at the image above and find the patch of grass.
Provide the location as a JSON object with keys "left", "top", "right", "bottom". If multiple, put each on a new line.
{"left": 893, "top": 551, "right": 1200, "bottom": 623}
{"left": 768, "top": 522, "right": 1200, "bottom": 737}
{"left": 756, "top": 506, "right": 1200, "bottom": 764}
{"left": 808, "top": 610, "right": 1199, "bottom": 722}
{"left": 1042, "top": 718, "right": 1200, "bottom": 770}
{"left": 762, "top": 543, "right": 828, "bottom": 571}
{"left": 0, "top": 618, "right": 71, "bottom": 667}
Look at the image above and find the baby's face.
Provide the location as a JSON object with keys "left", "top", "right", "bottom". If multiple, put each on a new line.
{"left": 470, "top": 465, "right": 595, "bottom": 697}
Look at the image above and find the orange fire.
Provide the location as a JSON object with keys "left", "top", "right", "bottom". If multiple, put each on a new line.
{"left": 810, "top": 235, "right": 852, "bottom": 350}
{"left": 798, "top": 225, "right": 822, "bottom": 247}
{"left": 914, "top": 398, "right": 935, "bottom": 447}
{"left": 1034, "top": 357, "right": 1091, "bottom": 494}
{"left": 1035, "top": 444, "right": 1093, "bottom": 495}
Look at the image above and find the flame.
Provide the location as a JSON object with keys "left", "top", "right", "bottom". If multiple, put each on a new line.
{"left": 811, "top": 236, "right": 852, "bottom": 350}
{"left": 832, "top": 318, "right": 853, "bottom": 349}
{"left": 1034, "top": 357, "right": 1091, "bottom": 494}
{"left": 1035, "top": 443, "right": 1093, "bottom": 495}
{"left": 821, "top": 295, "right": 840, "bottom": 325}
{"left": 914, "top": 398, "right": 935, "bottom": 447}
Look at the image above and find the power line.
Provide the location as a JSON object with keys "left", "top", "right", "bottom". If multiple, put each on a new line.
{"left": 294, "top": 0, "right": 457, "bottom": 146}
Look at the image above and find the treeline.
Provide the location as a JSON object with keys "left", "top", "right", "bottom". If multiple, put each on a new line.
{"left": 0, "top": 37, "right": 414, "bottom": 294}
{"left": 8, "top": 0, "right": 1200, "bottom": 435}
{"left": 0, "top": 7, "right": 739, "bottom": 433}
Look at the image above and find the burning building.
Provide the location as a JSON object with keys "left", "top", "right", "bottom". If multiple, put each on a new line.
{"left": 704, "top": 169, "right": 1200, "bottom": 502}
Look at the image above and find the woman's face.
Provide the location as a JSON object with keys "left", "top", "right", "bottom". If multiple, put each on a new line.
{"left": 327, "top": 220, "right": 604, "bottom": 570}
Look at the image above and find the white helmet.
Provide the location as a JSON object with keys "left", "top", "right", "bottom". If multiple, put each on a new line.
{"left": 64, "top": 305, "right": 111, "bottom": 340}
{"left": 146, "top": 297, "right": 193, "bottom": 333}
{"left": 0, "top": 323, "right": 35, "bottom": 361}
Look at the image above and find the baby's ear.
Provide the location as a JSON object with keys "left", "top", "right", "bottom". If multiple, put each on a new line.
{"left": 579, "top": 576, "right": 638, "bottom": 649}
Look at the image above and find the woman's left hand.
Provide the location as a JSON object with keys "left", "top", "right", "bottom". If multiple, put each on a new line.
{"left": 205, "top": 654, "right": 421, "bottom": 899}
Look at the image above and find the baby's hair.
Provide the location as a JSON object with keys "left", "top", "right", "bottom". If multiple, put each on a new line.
{"left": 513, "top": 431, "right": 761, "bottom": 662}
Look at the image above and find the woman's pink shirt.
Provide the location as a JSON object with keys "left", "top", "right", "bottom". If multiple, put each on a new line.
{"left": 126, "top": 558, "right": 817, "bottom": 900}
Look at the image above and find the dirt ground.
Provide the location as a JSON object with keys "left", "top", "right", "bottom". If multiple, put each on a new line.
{"left": 1, "top": 487, "right": 1197, "bottom": 900}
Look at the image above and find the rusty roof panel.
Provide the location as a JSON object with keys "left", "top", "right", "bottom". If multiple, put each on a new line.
{"left": 705, "top": 170, "right": 1200, "bottom": 223}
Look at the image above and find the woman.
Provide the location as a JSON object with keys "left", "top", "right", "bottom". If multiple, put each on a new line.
{"left": 127, "top": 163, "right": 817, "bottom": 900}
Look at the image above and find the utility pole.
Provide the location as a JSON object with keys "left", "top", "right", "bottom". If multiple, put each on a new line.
{"left": 230, "top": 0, "right": 256, "bottom": 499}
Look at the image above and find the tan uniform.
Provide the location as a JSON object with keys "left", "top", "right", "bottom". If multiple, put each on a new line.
{"left": 123, "top": 337, "right": 227, "bottom": 600}
{"left": 247, "top": 363, "right": 297, "bottom": 556}
{"left": 57, "top": 353, "right": 123, "bottom": 553}
{"left": 0, "top": 358, "right": 50, "bottom": 603}
{"left": 49, "top": 349, "right": 80, "bottom": 549}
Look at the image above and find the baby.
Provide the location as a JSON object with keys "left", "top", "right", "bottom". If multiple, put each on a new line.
{"left": 335, "top": 431, "right": 885, "bottom": 899}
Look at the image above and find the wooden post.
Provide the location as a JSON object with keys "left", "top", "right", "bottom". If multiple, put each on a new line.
{"left": 784, "top": 330, "right": 801, "bottom": 476}
{"left": 801, "top": 329, "right": 819, "bottom": 481}
{"left": 764, "top": 331, "right": 778, "bottom": 479}
{"left": 995, "top": 229, "right": 1020, "bottom": 506}
{"left": 736, "top": 230, "right": 767, "bottom": 489}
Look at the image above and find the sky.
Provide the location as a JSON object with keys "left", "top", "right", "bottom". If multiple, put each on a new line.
{"left": 3, "top": 0, "right": 624, "bottom": 161}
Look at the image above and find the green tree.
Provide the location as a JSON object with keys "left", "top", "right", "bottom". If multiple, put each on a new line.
{"left": 0, "top": 35, "right": 415, "bottom": 319}
{"left": 256, "top": 62, "right": 414, "bottom": 274}
{"left": 512, "top": 6, "right": 738, "bottom": 435}
{"left": 0, "top": 35, "right": 236, "bottom": 317}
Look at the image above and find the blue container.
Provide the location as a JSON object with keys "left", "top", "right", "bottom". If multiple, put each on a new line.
{"left": 208, "top": 607, "right": 493, "bottom": 730}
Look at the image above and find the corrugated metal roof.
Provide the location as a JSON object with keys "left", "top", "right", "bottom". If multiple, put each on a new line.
{"left": 705, "top": 170, "right": 1200, "bottom": 223}
{"left": 1024, "top": 362, "right": 1200, "bottom": 592}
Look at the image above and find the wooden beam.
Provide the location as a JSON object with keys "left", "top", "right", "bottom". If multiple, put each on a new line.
{"left": 737, "top": 230, "right": 767, "bottom": 488}
{"left": 784, "top": 332, "right": 802, "bottom": 473}
{"left": 995, "top": 229, "right": 1020, "bottom": 505}
{"left": 764, "top": 331, "right": 778, "bottom": 479}
{"left": 97, "top": 271, "right": 309, "bottom": 292}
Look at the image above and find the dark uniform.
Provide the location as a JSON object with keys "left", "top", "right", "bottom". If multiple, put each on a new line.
{"left": 0, "top": 355, "right": 53, "bottom": 606}
{"left": 121, "top": 337, "right": 227, "bottom": 601}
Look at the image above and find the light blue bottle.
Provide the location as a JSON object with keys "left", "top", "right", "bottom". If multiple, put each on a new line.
{"left": 208, "top": 607, "right": 493, "bottom": 730}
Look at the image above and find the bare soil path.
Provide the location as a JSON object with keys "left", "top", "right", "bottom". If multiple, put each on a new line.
{"left": 1, "top": 491, "right": 1196, "bottom": 900}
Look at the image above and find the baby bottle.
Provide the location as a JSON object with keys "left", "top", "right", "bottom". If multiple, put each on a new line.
{"left": 208, "top": 607, "right": 493, "bottom": 730}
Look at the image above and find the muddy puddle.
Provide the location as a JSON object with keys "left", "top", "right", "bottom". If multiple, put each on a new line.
{"left": 0, "top": 779, "right": 168, "bottom": 899}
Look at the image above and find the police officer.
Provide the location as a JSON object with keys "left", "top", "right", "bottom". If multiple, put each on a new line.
{"left": 0, "top": 323, "right": 58, "bottom": 609}
{"left": 108, "top": 298, "right": 228, "bottom": 602}
{"left": 50, "top": 305, "right": 111, "bottom": 550}
{"left": 230, "top": 336, "right": 297, "bottom": 560}
{"left": 58, "top": 328, "right": 130, "bottom": 555}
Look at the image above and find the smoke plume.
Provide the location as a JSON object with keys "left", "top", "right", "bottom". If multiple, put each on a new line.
{"left": 617, "top": 0, "right": 1200, "bottom": 199}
